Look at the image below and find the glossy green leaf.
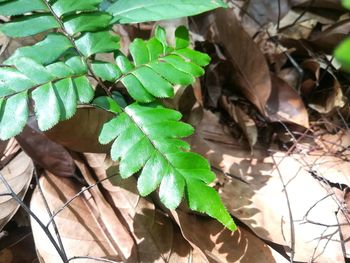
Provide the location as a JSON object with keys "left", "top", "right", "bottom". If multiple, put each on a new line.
{"left": 32, "top": 82, "right": 60, "bottom": 131}
{"left": 0, "top": 67, "right": 35, "bottom": 97}
{"left": 93, "top": 96, "right": 122, "bottom": 114}
{"left": 76, "top": 31, "right": 120, "bottom": 57}
{"left": 186, "top": 179, "right": 237, "bottom": 231}
{"left": 54, "top": 78, "right": 77, "bottom": 120}
{"left": 5, "top": 33, "right": 73, "bottom": 66}
{"left": 175, "top": 26, "right": 190, "bottom": 49}
{"left": 99, "top": 101, "right": 236, "bottom": 230}
{"left": 72, "top": 76, "right": 94, "bottom": 103}
{"left": 63, "top": 12, "right": 112, "bottom": 35}
{"left": 91, "top": 61, "right": 121, "bottom": 81}
{"left": 0, "top": 0, "right": 48, "bottom": 16}
{"left": 0, "top": 92, "right": 28, "bottom": 140}
{"left": 14, "top": 57, "right": 54, "bottom": 85}
{"left": 130, "top": 39, "right": 150, "bottom": 66}
{"left": 108, "top": 0, "right": 227, "bottom": 24}
{"left": 52, "top": 0, "right": 102, "bottom": 17}
{"left": 0, "top": 14, "right": 60, "bottom": 37}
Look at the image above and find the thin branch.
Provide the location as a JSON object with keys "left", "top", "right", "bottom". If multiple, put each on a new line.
{"left": 68, "top": 256, "right": 119, "bottom": 263}
{"left": 270, "top": 154, "right": 295, "bottom": 263}
{"left": 34, "top": 167, "right": 67, "bottom": 259}
{"left": 0, "top": 172, "right": 68, "bottom": 262}
{"left": 46, "top": 174, "right": 116, "bottom": 227}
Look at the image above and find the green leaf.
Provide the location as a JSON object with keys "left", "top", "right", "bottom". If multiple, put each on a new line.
{"left": 186, "top": 179, "right": 237, "bottom": 231}
{"left": 132, "top": 67, "right": 174, "bottom": 98}
{"left": 5, "top": 33, "right": 73, "bottom": 66}
{"left": 342, "top": 0, "right": 350, "bottom": 9}
{"left": 0, "top": 67, "right": 35, "bottom": 97}
{"left": 54, "top": 78, "right": 77, "bottom": 120}
{"left": 99, "top": 101, "right": 236, "bottom": 230}
{"left": 72, "top": 76, "right": 94, "bottom": 103}
{"left": 52, "top": 0, "right": 102, "bottom": 17}
{"left": 0, "top": 0, "right": 48, "bottom": 16}
{"left": 13, "top": 57, "right": 54, "bottom": 85}
{"left": 75, "top": 31, "right": 120, "bottom": 57}
{"left": 130, "top": 39, "right": 150, "bottom": 66}
{"left": 175, "top": 26, "right": 190, "bottom": 49}
{"left": 91, "top": 61, "right": 122, "bottom": 82}
{"left": 0, "top": 14, "right": 60, "bottom": 37}
{"left": 63, "top": 12, "right": 112, "bottom": 35}
{"left": 0, "top": 92, "right": 28, "bottom": 140}
{"left": 335, "top": 38, "right": 350, "bottom": 70}
{"left": 32, "top": 82, "right": 60, "bottom": 131}
{"left": 174, "top": 48, "right": 211, "bottom": 67}
{"left": 93, "top": 96, "right": 122, "bottom": 114}
{"left": 108, "top": 0, "right": 227, "bottom": 24}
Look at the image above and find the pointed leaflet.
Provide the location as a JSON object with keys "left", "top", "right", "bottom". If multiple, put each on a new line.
{"left": 0, "top": 14, "right": 60, "bottom": 38}
{"left": 114, "top": 27, "right": 209, "bottom": 103}
{"left": 5, "top": 33, "right": 73, "bottom": 66}
{"left": 52, "top": 0, "right": 102, "bottom": 17}
{"left": 75, "top": 31, "right": 120, "bottom": 57}
{"left": 108, "top": 0, "right": 227, "bottom": 24}
{"left": 0, "top": 0, "right": 48, "bottom": 16}
{"left": 0, "top": 92, "right": 28, "bottom": 140}
{"left": 13, "top": 57, "right": 54, "bottom": 85}
{"left": 32, "top": 83, "right": 61, "bottom": 131}
{"left": 63, "top": 12, "right": 112, "bottom": 35}
{"left": 0, "top": 68, "right": 35, "bottom": 97}
{"left": 98, "top": 101, "right": 236, "bottom": 230}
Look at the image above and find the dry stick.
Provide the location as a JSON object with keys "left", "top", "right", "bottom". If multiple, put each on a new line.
{"left": 33, "top": 168, "right": 67, "bottom": 259}
{"left": 270, "top": 154, "right": 295, "bottom": 263}
{"left": 277, "top": 0, "right": 281, "bottom": 31}
{"left": 0, "top": 172, "right": 68, "bottom": 262}
{"left": 46, "top": 174, "right": 116, "bottom": 227}
{"left": 280, "top": 0, "right": 317, "bottom": 30}
{"left": 68, "top": 256, "right": 119, "bottom": 263}
{"left": 335, "top": 209, "right": 348, "bottom": 260}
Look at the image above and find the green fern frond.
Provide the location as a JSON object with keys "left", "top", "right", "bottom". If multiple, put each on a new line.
{"left": 0, "top": 0, "right": 236, "bottom": 231}
{"left": 96, "top": 98, "right": 236, "bottom": 231}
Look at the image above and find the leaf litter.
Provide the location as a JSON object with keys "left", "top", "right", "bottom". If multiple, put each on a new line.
{"left": 1, "top": 2, "right": 350, "bottom": 262}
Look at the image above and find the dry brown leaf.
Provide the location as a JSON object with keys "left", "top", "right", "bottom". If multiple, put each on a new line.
{"left": 291, "top": 0, "right": 344, "bottom": 10}
{"left": 83, "top": 153, "right": 200, "bottom": 263}
{"left": 191, "top": 111, "right": 345, "bottom": 262}
{"left": 195, "top": 9, "right": 272, "bottom": 115}
{"left": 220, "top": 96, "right": 258, "bottom": 149}
{"left": 16, "top": 118, "right": 76, "bottom": 178}
{"left": 171, "top": 210, "right": 289, "bottom": 263}
{"left": 267, "top": 74, "right": 309, "bottom": 128}
{"left": 30, "top": 172, "right": 125, "bottom": 262}
{"left": 0, "top": 139, "right": 20, "bottom": 167}
{"left": 301, "top": 59, "right": 345, "bottom": 113}
{"left": 45, "top": 107, "right": 113, "bottom": 153}
{"left": 0, "top": 152, "right": 33, "bottom": 231}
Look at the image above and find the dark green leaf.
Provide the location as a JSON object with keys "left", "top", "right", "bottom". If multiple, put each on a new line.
{"left": 0, "top": 0, "right": 48, "bottom": 16}
{"left": 0, "top": 14, "right": 60, "bottom": 37}
{"left": 52, "top": 0, "right": 102, "bottom": 17}
{"left": 63, "top": 12, "right": 112, "bottom": 35}
{"left": 75, "top": 31, "right": 120, "bottom": 57}
{"left": 108, "top": 0, "right": 227, "bottom": 24}
{"left": 91, "top": 61, "right": 122, "bottom": 81}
